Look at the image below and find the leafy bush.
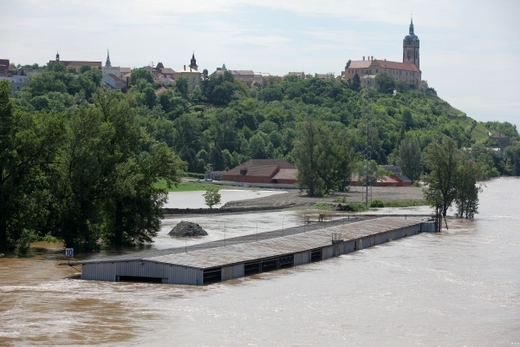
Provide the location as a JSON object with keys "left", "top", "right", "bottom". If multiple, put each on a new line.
{"left": 14, "top": 230, "right": 38, "bottom": 257}
{"left": 370, "top": 199, "right": 385, "bottom": 208}
{"left": 346, "top": 202, "right": 369, "bottom": 212}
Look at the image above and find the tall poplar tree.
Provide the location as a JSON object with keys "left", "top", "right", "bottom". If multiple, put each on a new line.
{"left": 293, "top": 118, "right": 325, "bottom": 197}
{"left": 398, "top": 135, "right": 422, "bottom": 182}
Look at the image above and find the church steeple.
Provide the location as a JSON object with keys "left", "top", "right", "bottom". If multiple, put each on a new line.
{"left": 105, "top": 49, "right": 111, "bottom": 67}
{"left": 409, "top": 18, "right": 414, "bottom": 35}
{"left": 56, "top": 51, "right": 60, "bottom": 61}
{"left": 189, "top": 52, "right": 198, "bottom": 71}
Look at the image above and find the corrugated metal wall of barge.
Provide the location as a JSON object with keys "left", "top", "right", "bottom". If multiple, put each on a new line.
{"left": 322, "top": 246, "right": 334, "bottom": 260}
{"left": 221, "top": 264, "right": 245, "bottom": 281}
{"left": 294, "top": 251, "right": 311, "bottom": 266}
{"left": 375, "top": 232, "right": 389, "bottom": 244}
{"left": 82, "top": 262, "right": 116, "bottom": 281}
{"left": 83, "top": 261, "right": 202, "bottom": 285}
{"left": 343, "top": 240, "right": 356, "bottom": 254}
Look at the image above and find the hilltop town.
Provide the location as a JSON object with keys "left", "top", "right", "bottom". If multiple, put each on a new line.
{"left": 1, "top": 20, "right": 426, "bottom": 94}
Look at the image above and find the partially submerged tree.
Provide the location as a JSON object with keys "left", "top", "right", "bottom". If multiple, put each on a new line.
{"left": 0, "top": 80, "right": 67, "bottom": 253}
{"left": 454, "top": 152, "right": 482, "bottom": 219}
{"left": 422, "top": 135, "right": 459, "bottom": 217}
{"left": 422, "top": 135, "right": 483, "bottom": 220}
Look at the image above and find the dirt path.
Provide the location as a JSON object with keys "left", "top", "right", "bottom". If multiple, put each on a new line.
{"left": 222, "top": 186, "right": 425, "bottom": 209}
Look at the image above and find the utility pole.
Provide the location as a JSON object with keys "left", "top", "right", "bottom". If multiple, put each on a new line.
{"left": 362, "top": 94, "right": 372, "bottom": 205}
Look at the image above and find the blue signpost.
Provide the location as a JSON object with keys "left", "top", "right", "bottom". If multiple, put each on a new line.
{"left": 65, "top": 248, "right": 74, "bottom": 264}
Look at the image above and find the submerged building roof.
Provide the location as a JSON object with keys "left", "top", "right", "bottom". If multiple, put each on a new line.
{"left": 74, "top": 217, "right": 424, "bottom": 270}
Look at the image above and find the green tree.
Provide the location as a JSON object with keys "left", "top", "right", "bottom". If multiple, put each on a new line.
{"left": 397, "top": 135, "right": 422, "bottom": 182}
{"left": 395, "top": 79, "right": 411, "bottom": 93}
{"left": 94, "top": 92, "right": 184, "bottom": 247}
{"left": 454, "top": 152, "right": 482, "bottom": 219}
{"left": 52, "top": 106, "right": 107, "bottom": 251}
{"left": 203, "top": 186, "right": 221, "bottom": 209}
{"left": 349, "top": 73, "right": 361, "bottom": 92}
{"left": 209, "top": 145, "right": 225, "bottom": 171}
{"left": 375, "top": 73, "right": 396, "bottom": 94}
{"left": 175, "top": 77, "right": 189, "bottom": 99}
{"left": 129, "top": 68, "right": 154, "bottom": 86}
{"left": 422, "top": 135, "right": 459, "bottom": 217}
{"left": 0, "top": 80, "right": 67, "bottom": 252}
{"left": 504, "top": 143, "right": 520, "bottom": 176}
{"left": 293, "top": 118, "right": 325, "bottom": 196}
{"left": 51, "top": 91, "right": 185, "bottom": 250}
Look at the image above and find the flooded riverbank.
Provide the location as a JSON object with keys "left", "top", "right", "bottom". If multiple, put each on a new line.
{"left": 1, "top": 178, "right": 519, "bottom": 346}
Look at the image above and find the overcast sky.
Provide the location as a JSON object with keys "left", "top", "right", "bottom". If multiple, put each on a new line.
{"left": 2, "top": 0, "right": 519, "bottom": 129}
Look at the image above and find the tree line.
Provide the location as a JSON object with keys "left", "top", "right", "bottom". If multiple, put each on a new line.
{"left": 2, "top": 63, "right": 520, "bottom": 253}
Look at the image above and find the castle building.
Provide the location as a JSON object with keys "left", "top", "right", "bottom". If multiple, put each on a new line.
{"left": 342, "top": 20, "right": 422, "bottom": 89}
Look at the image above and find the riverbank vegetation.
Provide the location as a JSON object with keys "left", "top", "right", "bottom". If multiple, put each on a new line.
{"left": 1, "top": 62, "right": 519, "bottom": 254}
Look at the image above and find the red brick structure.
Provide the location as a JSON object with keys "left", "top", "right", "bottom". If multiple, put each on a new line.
{"left": 391, "top": 174, "right": 412, "bottom": 187}
{"left": 222, "top": 159, "right": 297, "bottom": 184}
{"left": 350, "top": 175, "right": 399, "bottom": 187}
{"left": 0, "top": 59, "right": 9, "bottom": 73}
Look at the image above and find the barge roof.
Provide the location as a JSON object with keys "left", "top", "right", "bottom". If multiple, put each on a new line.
{"left": 74, "top": 217, "right": 425, "bottom": 270}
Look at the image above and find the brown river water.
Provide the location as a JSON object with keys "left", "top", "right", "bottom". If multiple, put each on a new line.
{"left": 1, "top": 178, "right": 519, "bottom": 346}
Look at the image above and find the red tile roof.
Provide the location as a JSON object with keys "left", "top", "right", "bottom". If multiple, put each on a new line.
{"left": 377, "top": 60, "right": 420, "bottom": 72}
{"left": 272, "top": 168, "right": 298, "bottom": 181}
{"left": 224, "top": 159, "right": 295, "bottom": 177}
{"left": 59, "top": 61, "right": 102, "bottom": 70}
{"left": 347, "top": 60, "right": 372, "bottom": 69}
{"left": 346, "top": 59, "right": 419, "bottom": 72}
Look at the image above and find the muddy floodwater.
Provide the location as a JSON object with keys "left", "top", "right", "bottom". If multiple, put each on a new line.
{"left": 1, "top": 178, "right": 519, "bottom": 346}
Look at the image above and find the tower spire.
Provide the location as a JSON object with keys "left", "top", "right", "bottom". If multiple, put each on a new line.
{"left": 105, "top": 48, "right": 111, "bottom": 67}
{"left": 189, "top": 51, "right": 198, "bottom": 71}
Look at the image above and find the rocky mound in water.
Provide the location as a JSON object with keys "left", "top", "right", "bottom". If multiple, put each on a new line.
{"left": 168, "top": 221, "right": 208, "bottom": 237}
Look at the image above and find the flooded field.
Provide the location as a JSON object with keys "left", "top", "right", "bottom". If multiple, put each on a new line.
{"left": 164, "top": 189, "right": 286, "bottom": 209}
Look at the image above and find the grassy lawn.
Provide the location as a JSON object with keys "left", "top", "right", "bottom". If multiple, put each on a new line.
{"left": 155, "top": 179, "right": 216, "bottom": 192}
{"left": 381, "top": 200, "right": 427, "bottom": 207}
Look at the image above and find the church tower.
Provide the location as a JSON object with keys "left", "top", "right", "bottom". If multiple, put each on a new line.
{"left": 403, "top": 19, "right": 420, "bottom": 69}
